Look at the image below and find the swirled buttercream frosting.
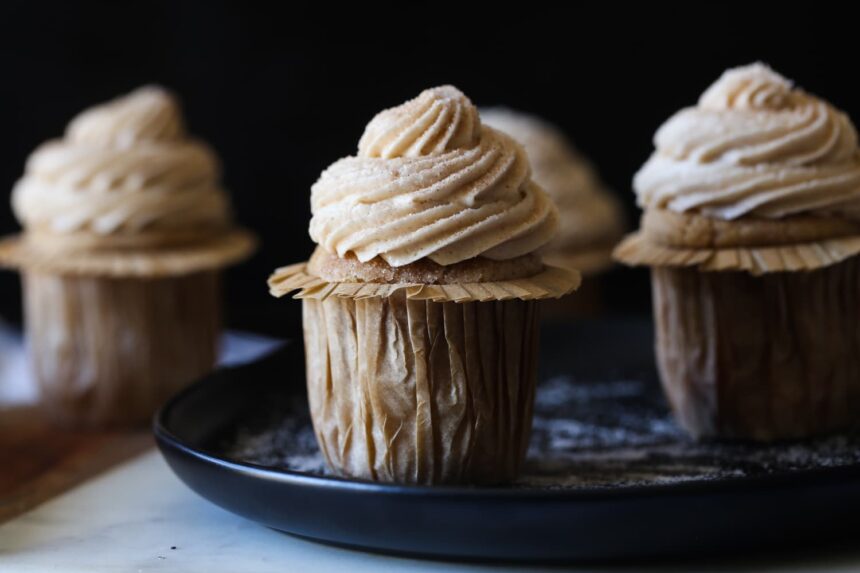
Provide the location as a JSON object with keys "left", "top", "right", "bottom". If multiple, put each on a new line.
{"left": 634, "top": 63, "right": 860, "bottom": 220}
{"left": 481, "top": 108, "right": 624, "bottom": 250}
{"left": 309, "top": 86, "right": 558, "bottom": 267}
{"left": 12, "top": 86, "right": 231, "bottom": 241}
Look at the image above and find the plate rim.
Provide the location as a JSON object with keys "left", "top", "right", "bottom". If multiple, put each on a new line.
{"left": 153, "top": 349, "right": 860, "bottom": 502}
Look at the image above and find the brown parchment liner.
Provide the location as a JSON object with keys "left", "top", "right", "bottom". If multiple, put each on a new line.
{"left": 613, "top": 213, "right": 860, "bottom": 440}
{"left": 271, "top": 261, "right": 578, "bottom": 485}
{"left": 303, "top": 293, "right": 539, "bottom": 485}
{"left": 24, "top": 270, "right": 220, "bottom": 427}
{"left": 269, "top": 262, "right": 580, "bottom": 302}
{"left": 652, "top": 260, "right": 860, "bottom": 441}
{"left": 0, "top": 228, "right": 254, "bottom": 428}
{"left": 0, "top": 228, "right": 256, "bottom": 278}
{"left": 613, "top": 231, "right": 860, "bottom": 276}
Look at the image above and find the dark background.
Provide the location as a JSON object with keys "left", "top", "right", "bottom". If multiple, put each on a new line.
{"left": 1, "top": 5, "right": 858, "bottom": 336}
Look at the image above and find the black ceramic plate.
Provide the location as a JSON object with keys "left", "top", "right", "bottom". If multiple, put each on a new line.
{"left": 154, "top": 319, "right": 860, "bottom": 562}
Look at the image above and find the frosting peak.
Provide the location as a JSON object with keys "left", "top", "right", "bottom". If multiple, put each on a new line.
{"left": 635, "top": 63, "right": 860, "bottom": 220}
{"left": 309, "top": 86, "right": 558, "bottom": 267}
{"left": 12, "top": 86, "right": 231, "bottom": 243}
{"left": 357, "top": 86, "right": 481, "bottom": 159}
{"left": 67, "top": 86, "right": 185, "bottom": 148}
{"left": 698, "top": 63, "right": 796, "bottom": 112}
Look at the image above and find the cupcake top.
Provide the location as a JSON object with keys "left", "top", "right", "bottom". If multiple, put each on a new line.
{"left": 480, "top": 108, "right": 625, "bottom": 252}
{"left": 12, "top": 86, "right": 231, "bottom": 246}
{"left": 308, "top": 86, "right": 559, "bottom": 267}
{"left": 634, "top": 63, "right": 860, "bottom": 221}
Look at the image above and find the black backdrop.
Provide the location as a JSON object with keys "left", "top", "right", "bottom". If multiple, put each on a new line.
{"left": 1, "top": 5, "right": 858, "bottom": 336}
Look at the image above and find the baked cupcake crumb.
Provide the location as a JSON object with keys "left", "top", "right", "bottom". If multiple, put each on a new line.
{"left": 308, "top": 247, "right": 544, "bottom": 284}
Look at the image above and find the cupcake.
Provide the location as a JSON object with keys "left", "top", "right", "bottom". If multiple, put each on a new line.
{"left": 481, "top": 108, "right": 625, "bottom": 274}
{"left": 0, "top": 86, "right": 256, "bottom": 427}
{"left": 269, "top": 86, "right": 579, "bottom": 484}
{"left": 615, "top": 63, "right": 860, "bottom": 441}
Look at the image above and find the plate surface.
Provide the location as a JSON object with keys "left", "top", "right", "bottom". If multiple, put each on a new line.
{"left": 154, "top": 319, "right": 860, "bottom": 562}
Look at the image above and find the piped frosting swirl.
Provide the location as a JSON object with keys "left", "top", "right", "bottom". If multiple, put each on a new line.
{"left": 12, "top": 86, "right": 231, "bottom": 243}
{"left": 634, "top": 63, "right": 860, "bottom": 220}
{"left": 309, "top": 86, "right": 558, "bottom": 267}
{"left": 481, "top": 108, "right": 624, "bottom": 251}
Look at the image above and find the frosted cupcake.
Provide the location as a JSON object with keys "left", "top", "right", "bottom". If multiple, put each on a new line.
{"left": 615, "top": 64, "right": 860, "bottom": 441}
{"left": 481, "top": 108, "right": 625, "bottom": 274}
{"left": 0, "top": 86, "right": 256, "bottom": 427}
{"left": 269, "top": 86, "right": 579, "bottom": 485}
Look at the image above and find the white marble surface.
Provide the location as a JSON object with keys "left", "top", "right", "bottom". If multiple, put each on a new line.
{"left": 1, "top": 450, "right": 860, "bottom": 573}
{"left": 0, "top": 451, "right": 567, "bottom": 573}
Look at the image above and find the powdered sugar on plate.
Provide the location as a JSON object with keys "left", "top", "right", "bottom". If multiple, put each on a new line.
{"left": 222, "top": 371, "right": 860, "bottom": 489}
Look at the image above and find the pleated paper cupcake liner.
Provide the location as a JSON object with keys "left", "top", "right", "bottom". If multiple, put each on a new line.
{"left": 651, "top": 261, "right": 860, "bottom": 440}
{"left": 304, "top": 292, "right": 539, "bottom": 484}
{"left": 272, "top": 258, "right": 578, "bottom": 484}
{"left": 24, "top": 271, "right": 221, "bottom": 427}
{"left": 0, "top": 228, "right": 257, "bottom": 278}
{"left": 614, "top": 232, "right": 860, "bottom": 276}
{"left": 268, "top": 261, "right": 581, "bottom": 303}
